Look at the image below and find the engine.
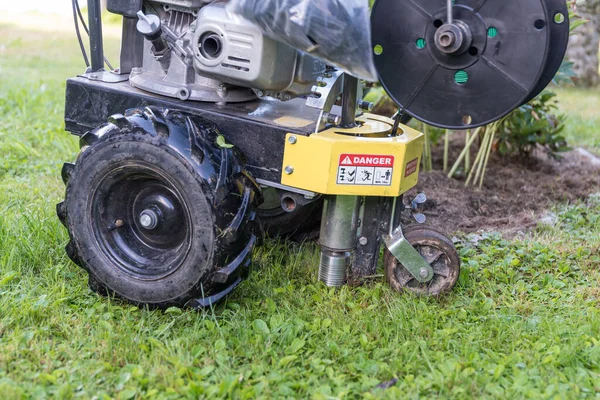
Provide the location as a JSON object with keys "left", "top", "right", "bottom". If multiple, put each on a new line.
{"left": 107, "top": 0, "right": 327, "bottom": 103}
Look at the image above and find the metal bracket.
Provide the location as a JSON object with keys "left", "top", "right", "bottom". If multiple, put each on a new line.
{"left": 383, "top": 227, "right": 434, "bottom": 283}
{"left": 79, "top": 70, "right": 130, "bottom": 83}
{"left": 305, "top": 70, "right": 345, "bottom": 132}
{"left": 255, "top": 178, "right": 318, "bottom": 199}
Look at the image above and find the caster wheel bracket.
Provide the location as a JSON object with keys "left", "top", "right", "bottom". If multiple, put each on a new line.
{"left": 383, "top": 227, "right": 434, "bottom": 283}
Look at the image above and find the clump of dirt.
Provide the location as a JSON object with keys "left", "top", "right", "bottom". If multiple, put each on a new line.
{"left": 407, "top": 141, "right": 600, "bottom": 237}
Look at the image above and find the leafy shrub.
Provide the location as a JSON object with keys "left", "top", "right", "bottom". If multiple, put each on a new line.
{"left": 496, "top": 91, "right": 569, "bottom": 157}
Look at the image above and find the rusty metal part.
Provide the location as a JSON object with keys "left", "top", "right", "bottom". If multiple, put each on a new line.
{"left": 384, "top": 226, "right": 460, "bottom": 296}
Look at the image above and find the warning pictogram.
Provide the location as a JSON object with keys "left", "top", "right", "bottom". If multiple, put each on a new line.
{"left": 337, "top": 154, "right": 394, "bottom": 186}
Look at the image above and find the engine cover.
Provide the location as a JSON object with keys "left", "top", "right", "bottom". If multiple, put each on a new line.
{"left": 192, "top": 3, "right": 297, "bottom": 91}
{"left": 119, "top": 1, "right": 326, "bottom": 103}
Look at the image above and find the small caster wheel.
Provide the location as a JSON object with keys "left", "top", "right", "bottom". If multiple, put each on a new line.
{"left": 384, "top": 226, "right": 460, "bottom": 296}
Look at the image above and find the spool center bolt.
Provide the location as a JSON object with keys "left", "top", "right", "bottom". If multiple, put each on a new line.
{"left": 139, "top": 209, "right": 159, "bottom": 230}
{"left": 439, "top": 32, "right": 455, "bottom": 47}
{"left": 434, "top": 21, "right": 473, "bottom": 55}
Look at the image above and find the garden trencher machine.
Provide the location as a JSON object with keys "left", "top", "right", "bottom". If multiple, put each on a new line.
{"left": 58, "top": 0, "right": 570, "bottom": 307}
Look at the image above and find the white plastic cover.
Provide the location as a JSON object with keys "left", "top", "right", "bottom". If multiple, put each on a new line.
{"left": 227, "top": 0, "right": 377, "bottom": 81}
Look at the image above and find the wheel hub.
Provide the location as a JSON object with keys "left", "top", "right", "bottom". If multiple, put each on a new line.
{"left": 132, "top": 186, "right": 186, "bottom": 247}
{"left": 139, "top": 209, "right": 159, "bottom": 230}
{"left": 92, "top": 166, "right": 192, "bottom": 280}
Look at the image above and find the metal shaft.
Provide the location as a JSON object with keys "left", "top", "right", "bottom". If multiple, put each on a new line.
{"left": 119, "top": 17, "right": 145, "bottom": 74}
{"left": 447, "top": 0, "right": 453, "bottom": 24}
{"left": 319, "top": 251, "right": 350, "bottom": 287}
{"left": 88, "top": 0, "right": 105, "bottom": 72}
{"left": 341, "top": 75, "right": 358, "bottom": 128}
{"left": 318, "top": 195, "right": 360, "bottom": 286}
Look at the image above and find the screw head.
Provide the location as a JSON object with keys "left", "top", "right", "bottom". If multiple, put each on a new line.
{"left": 256, "top": 90, "right": 265, "bottom": 97}
{"left": 284, "top": 166, "right": 294, "bottom": 175}
{"left": 288, "top": 136, "right": 297, "bottom": 145}
{"left": 359, "top": 237, "right": 368, "bottom": 246}
{"left": 419, "top": 268, "right": 429, "bottom": 279}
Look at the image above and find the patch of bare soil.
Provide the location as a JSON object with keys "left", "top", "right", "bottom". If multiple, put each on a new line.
{"left": 407, "top": 141, "right": 600, "bottom": 237}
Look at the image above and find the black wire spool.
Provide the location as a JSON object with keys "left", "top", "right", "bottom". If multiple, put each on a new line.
{"left": 371, "top": 0, "right": 569, "bottom": 129}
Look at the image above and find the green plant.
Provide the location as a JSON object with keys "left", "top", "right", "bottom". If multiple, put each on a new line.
{"left": 447, "top": 91, "right": 568, "bottom": 188}
{"left": 496, "top": 92, "right": 569, "bottom": 158}
{"left": 417, "top": 122, "right": 445, "bottom": 172}
{"left": 447, "top": 92, "right": 568, "bottom": 188}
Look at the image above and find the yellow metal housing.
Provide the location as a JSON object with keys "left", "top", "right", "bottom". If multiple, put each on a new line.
{"left": 281, "top": 114, "right": 424, "bottom": 197}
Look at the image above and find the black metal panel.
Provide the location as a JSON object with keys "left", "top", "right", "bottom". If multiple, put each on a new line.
{"left": 64, "top": 78, "right": 320, "bottom": 183}
{"left": 353, "top": 197, "right": 392, "bottom": 278}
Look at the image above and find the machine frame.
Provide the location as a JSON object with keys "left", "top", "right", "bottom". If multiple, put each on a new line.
{"left": 60, "top": 0, "right": 461, "bottom": 307}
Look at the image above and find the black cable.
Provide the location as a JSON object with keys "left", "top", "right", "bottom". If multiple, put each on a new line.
{"left": 75, "top": 0, "right": 89, "bottom": 35}
{"left": 74, "top": 0, "right": 114, "bottom": 71}
{"left": 72, "top": 0, "right": 90, "bottom": 68}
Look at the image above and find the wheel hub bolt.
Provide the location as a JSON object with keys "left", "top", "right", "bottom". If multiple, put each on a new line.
{"left": 419, "top": 268, "right": 429, "bottom": 279}
{"left": 139, "top": 209, "right": 159, "bottom": 230}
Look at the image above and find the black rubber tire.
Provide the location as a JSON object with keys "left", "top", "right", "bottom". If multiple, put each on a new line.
{"left": 57, "top": 107, "right": 262, "bottom": 308}
{"left": 384, "top": 226, "right": 460, "bottom": 296}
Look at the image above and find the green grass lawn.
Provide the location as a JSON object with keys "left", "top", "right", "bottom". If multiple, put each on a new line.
{"left": 554, "top": 86, "right": 600, "bottom": 151}
{"left": 1, "top": 17, "right": 600, "bottom": 399}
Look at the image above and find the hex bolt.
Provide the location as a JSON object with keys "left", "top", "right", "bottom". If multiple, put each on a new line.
{"left": 323, "top": 112, "right": 342, "bottom": 126}
{"left": 358, "top": 100, "right": 374, "bottom": 112}
{"left": 139, "top": 210, "right": 159, "bottom": 230}
{"left": 419, "top": 268, "right": 429, "bottom": 279}
{"left": 256, "top": 90, "right": 265, "bottom": 97}
{"left": 288, "top": 135, "right": 297, "bottom": 145}
{"left": 359, "top": 236, "right": 369, "bottom": 246}
{"left": 284, "top": 166, "right": 294, "bottom": 175}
